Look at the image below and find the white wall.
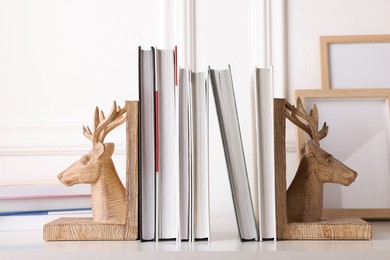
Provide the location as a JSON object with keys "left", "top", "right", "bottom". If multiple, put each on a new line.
{"left": 0, "top": 0, "right": 162, "bottom": 184}
{"left": 0, "top": 0, "right": 269, "bottom": 223}
{"left": 194, "top": 0, "right": 260, "bottom": 224}
{"left": 288, "top": 0, "right": 390, "bottom": 97}
{"left": 2, "top": 0, "right": 389, "bottom": 227}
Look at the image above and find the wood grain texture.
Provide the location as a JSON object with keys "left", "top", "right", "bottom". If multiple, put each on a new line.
{"left": 44, "top": 101, "right": 139, "bottom": 241}
{"left": 57, "top": 101, "right": 128, "bottom": 224}
{"left": 296, "top": 89, "right": 390, "bottom": 99}
{"left": 274, "top": 98, "right": 371, "bottom": 240}
{"left": 282, "top": 217, "right": 371, "bottom": 240}
{"left": 124, "top": 101, "right": 139, "bottom": 240}
{"left": 323, "top": 208, "right": 390, "bottom": 220}
{"left": 285, "top": 98, "right": 357, "bottom": 222}
{"left": 320, "top": 37, "right": 331, "bottom": 90}
{"left": 274, "top": 99, "right": 288, "bottom": 239}
{"left": 44, "top": 218, "right": 127, "bottom": 241}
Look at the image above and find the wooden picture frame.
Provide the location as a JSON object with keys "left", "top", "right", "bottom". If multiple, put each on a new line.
{"left": 320, "top": 35, "right": 390, "bottom": 89}
{"left": 295, "top": 89, "right": 390, "bottom": 220}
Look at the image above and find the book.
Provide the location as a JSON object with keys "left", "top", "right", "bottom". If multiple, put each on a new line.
{"left": 178, "top": 68, "right": 210, "bottom": 241}
{"left": 254, "top": 67, "right": 277, "bottom": 240}
{"left": 155, "top": 47, "right": 179, "bottom": 241}
{"left": 208, "top": 65, "right": 258, "bottom": 241}
{"left": 0, "top": 184, "right": 91, "bottom": 215}
{"left": 0, "top": 210, "right": 93, "bottom": 231}
{"left": 178, "top": 68, "right": 191, "bottom": 241}
{"left": 138, "top": 47, "right": 157, "bottom": 241}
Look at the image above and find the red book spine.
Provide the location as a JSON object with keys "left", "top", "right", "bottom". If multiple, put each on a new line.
{"left": 174, "top": 45, "right": 178, "bottom": 86}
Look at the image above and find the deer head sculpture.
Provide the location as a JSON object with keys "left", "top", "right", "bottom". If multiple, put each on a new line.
{"left": 58, "top": 101, "right": 128, "bottom": 224}
{"left": 285, "top": 98, "right": 357, "bottom": 223}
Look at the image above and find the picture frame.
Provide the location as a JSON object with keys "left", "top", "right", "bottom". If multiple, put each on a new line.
{"left": 295, "top": 89, "right": 390, "bottom": 220}
{"left": 320, "top": 35, "right": 390, "bottom": 89}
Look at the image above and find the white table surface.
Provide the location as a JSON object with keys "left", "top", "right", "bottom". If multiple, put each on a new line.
{"left": 1, "top": 217, "right": 390, "bottom": 260}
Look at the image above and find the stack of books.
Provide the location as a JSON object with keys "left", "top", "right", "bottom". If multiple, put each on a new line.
{"left": 0, "top": 183, "right": 92, "bottom": 230}
{"left": 0, "top": 183, "right": 91, "bottom": 215}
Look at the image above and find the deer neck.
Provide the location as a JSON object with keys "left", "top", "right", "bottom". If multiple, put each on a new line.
{"left": 91, "top": 158, "right": 127, "bottom": 224}
{"left": 286, "top": 157, "right": 323, "bottom": 222}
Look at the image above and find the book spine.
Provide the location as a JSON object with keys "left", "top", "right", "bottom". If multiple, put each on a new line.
{"left": 138, "top": 47, "right": 157, "bottom": 242}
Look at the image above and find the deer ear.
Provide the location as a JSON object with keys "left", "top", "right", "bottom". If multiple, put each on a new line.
{"left": 103, "top": 143, "right": 115, "bottom": 158}
{"left": 303, "top": 140, "right": 319, "bottom": 157}
{"left": 95, "top": 142, "right": 105, "bottom": 159}
{"left": 95, "top": 143, "right": 115, "bottom": 159}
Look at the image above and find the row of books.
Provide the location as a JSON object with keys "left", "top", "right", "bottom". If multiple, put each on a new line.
{"left": 138, "top": 46, "right": 276, "bottom": 242}
{"left": 210, "top": 66, "right": 276, "bottom": 241}
{"left": 138, "top": 47, "right": 210, "bottom": 242}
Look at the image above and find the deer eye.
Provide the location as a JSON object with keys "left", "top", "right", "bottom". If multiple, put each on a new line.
{"left": 326, "top": 155, "right": 334, "bottom": 164}
{"left": 81, "top": 155, "right": 90, "bottom": 166}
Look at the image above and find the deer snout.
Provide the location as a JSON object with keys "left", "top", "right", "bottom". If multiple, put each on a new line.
{"left": 343, "top": 171, "right": 357, "bottom": 186}
{"left": 57, "top": 171, "right": 75, "bottom": 186}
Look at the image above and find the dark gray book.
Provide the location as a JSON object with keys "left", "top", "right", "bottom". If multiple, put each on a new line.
{"left": 209, "top": 66, "right": 258, "bottom": 241}
{"left": 138, "top": 46, "right": 156, "bottom": 242}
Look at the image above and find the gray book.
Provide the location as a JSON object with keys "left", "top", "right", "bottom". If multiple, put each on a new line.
{"left": 209, "top": 65, "right": 258, "bottom": 241}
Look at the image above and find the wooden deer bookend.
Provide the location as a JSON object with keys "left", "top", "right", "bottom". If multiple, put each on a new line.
{"left": 274, "top": 98, "right": 370, "bottom": 240}
{"left": 285, "top": 98, "right": 357, "bottom": 223}
{"left": 44, "top": 100, "right": 139, "bottom": 241}
{"left": 57, "top": 101, "right": 127, "bottom": 224}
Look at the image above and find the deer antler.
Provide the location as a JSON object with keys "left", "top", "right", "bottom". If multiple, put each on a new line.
{"left": 285, "top": 98, "right": 328, "bottom": 144}
{"left": 82, "top": 101, "right": 127, "bottom": 147}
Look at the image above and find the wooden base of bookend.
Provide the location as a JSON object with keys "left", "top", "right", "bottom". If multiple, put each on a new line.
{"left": 274, "top": 98, "right": 371, "bottom": 240}
{"left": 279, "top": 217, "right": 371, "bottom": 240}
{"left": 44, "top": 101, "right": 139, "bottom": 241}
{"left": 44, "top": 218, "right": 137, "bottom": 241}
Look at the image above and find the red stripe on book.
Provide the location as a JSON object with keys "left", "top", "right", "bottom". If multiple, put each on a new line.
{"left": 175, "top": 46, "right": 178, "bottom": 86}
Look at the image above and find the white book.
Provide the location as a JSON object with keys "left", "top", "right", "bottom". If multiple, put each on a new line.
{"left": 156, "top": 48, "right": 178, "bottom": 241}
{"left": 209, "top": 66, "right": 258, "bottom": 241}
{"left": 179, "top": 68, "right": 191, "bottom": 241}
{"left": 179, "top": 69, "right": 210, "bottom": 242}
{"left": 255, "top": 66, "right": 277, "bottom": 241}
{"left": 138, "top": 47, "right": 157, "bottom": 241}
{"left": 190, "top": 72, "right": 210, "bottom": 241}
